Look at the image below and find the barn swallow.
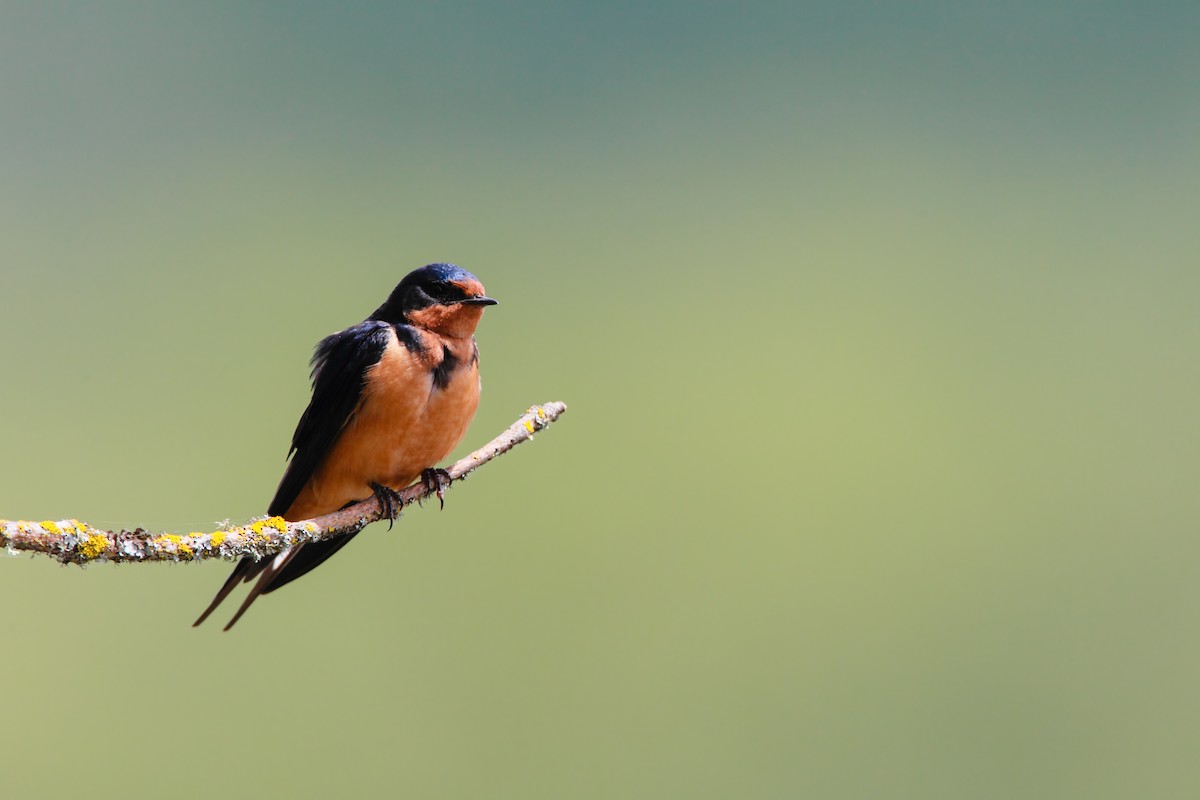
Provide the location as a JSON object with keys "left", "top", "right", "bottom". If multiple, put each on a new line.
{"left": 193, "top": 263, "right": 496, "bottom": 630}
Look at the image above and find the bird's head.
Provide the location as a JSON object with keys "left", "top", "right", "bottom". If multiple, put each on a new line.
{"left": 371, "top": 263, "right": 497, "bottom": 338}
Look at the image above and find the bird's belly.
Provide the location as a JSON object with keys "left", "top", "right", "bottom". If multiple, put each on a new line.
{"left": 374, "top": 364, "right": 481, "bottom": 487}
{"left": 286, "top": 343, "right": 481, "bottom": 519}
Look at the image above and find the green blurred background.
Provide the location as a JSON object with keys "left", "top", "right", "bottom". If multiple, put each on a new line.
{"left": 2, "top": 2, "right": 1198, "bottom": 798}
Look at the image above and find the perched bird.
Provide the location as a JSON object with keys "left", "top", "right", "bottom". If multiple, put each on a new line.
{"left": 194, "top": 263, "right": 497, "bottom": 630}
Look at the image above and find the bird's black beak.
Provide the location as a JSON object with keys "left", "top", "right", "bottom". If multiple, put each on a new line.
{"left": 461, "top": 296, "right": 498, "bottom": 306}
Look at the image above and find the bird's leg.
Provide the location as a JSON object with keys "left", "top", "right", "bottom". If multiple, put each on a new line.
{"left": 421, "top": 468, "right": 453, "bottom": 510}
{"left": 369, "top": 481, "right": 404, "bottom": 530}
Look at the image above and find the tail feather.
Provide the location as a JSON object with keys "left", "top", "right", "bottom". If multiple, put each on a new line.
{"left": 192, "top": 557, "right": 259, "bottom": 627}
{"left": 194, "top": 503, "right": 367, "bottom": 629}
{"left": 218, "top": 547, "right": 304, "bottom": 631}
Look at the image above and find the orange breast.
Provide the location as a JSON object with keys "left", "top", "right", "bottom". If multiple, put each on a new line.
{"left": 282, "top": 329, "right": 482, "bottom": 520}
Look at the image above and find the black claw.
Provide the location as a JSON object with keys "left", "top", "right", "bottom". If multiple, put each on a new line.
{"left": 420, "top": 468, "right": 452, "bottom": 510}
{"left": 369, "top": 481, "right": 403, "bottom": 530}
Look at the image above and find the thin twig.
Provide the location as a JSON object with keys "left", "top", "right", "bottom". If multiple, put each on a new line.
{"left": 1, "top": 402, "right": 567, "bottom": 565}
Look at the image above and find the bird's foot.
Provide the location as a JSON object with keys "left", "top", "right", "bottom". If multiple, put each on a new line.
{"left": 421, "top": 468, "right": 452, "bottom": 510}
{"left": 369, "top": 481, "right": 404, "bottom": 530}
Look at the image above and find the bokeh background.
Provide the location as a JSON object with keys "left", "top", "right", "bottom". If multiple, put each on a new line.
{"left": 3, "top": 3, "right": 1198, "bottom": 798}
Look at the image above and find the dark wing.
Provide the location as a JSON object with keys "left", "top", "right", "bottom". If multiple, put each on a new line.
{"left": 269, "top": 321, "right": 395, "bottom": 518}
{"left": 193, "top": 321, "right": 393, "bottom": 630}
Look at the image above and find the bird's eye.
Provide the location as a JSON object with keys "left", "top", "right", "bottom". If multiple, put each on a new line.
{"left": 424, "top": 282, "right": 464, "bottom": 304}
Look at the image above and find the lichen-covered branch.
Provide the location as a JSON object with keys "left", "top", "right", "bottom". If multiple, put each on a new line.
{"left": 1, "top": 401, "right": 567, "bottom": 565}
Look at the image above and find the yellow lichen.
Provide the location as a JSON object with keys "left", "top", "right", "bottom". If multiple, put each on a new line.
{"left": 42, "top": 520, "right": 61, "bottom": 535}
{"left": 79, "top": 533, "right": 108, "bottom": 560}
{"left": 249, "top": 516, "right": 288, "bottom": 536}
{"left": 150, "top": 533, "right": 192, "bottom": 558}
{"left": 524, "top": 420, "right": 535, "bottom": 433}
{"left": 210, "top": 531, "right": 226, "bottom": 549}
